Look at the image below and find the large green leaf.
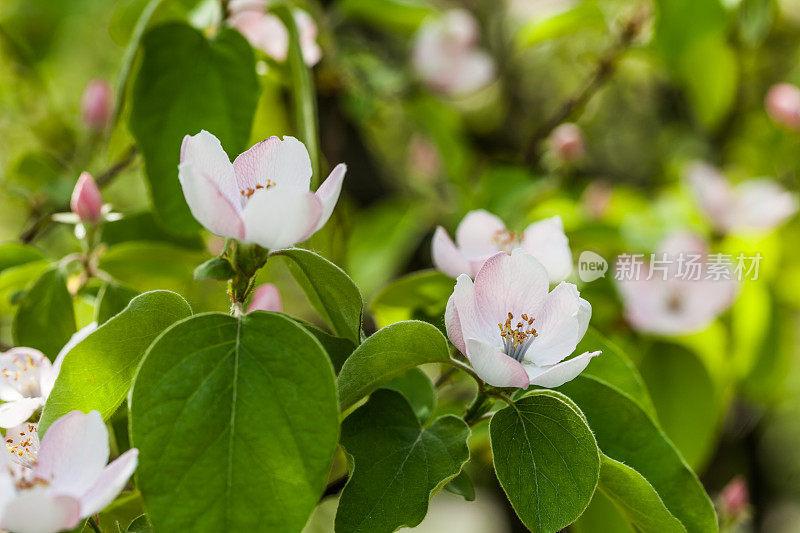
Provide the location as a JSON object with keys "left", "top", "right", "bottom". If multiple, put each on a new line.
{"left": 599, "top": 455, "right": 686, "bottom": 533}
{"left": 272, "top": 248, "right": 363, "bottom": 344}
{"left": 337, "top": 320, "right": 450, "bottom": 411}
{"left": 516, "top": 1, "right": 606, "bottom": 48}
{"left": 129, "top": 22, "right": 258, "bottom": 233}
{"left": 335, "top": 389, "right": 470, "bottom": 533}
{"left": 0, "top": 261, "right": 50, "bottom": 314}
{"left": 0, "top": 242, "right": 46, "bottom": 274}
{"left": 39, "top": 290, "right": 191, "bottom": 434}
{"left": 557, "top": 377, "right": 718, "bottom": 532}
{"left": 338, "top": 0, "right": 434, "bottom": 34}
{"left": 130, "top": 312, "right": 339, "bottom": 532}
{"left": 12, "top": 267, "right": 76, "bottom": 359}
{"left": 94, "top": 282, "right": 140, "bottom": 324}
{"left": 382, "top": 367, "right": 435, "bottom": 423}
{"left": 370, "top": 269, "right": 453, "bottom": 328}
{"left": 490, "top": 390, "right": 601, "bottom": 533}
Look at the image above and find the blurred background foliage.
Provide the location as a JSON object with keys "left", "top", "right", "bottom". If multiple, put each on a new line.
{"left": 2, "top": 0, "right": 800, "bottom": 530}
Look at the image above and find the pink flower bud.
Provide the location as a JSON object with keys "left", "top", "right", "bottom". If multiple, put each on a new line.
{"left": 81, "top": 79, "right": 113, "bottom": 131}
{"left": 70, "top": 172, "right": 104, "bottom": 223}
{"left": 765, "top": 83, "right": 800, "bottom": 130}
{"left": 247, "top": 283, "right": 283, "bottom": 313}
{"left": 549, "top": 123, "right": 586, "bottom": 163}
{"left": 720, "top": 476, "right": 749, "bottom": 516}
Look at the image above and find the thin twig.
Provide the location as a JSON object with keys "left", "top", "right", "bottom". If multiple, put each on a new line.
{"left": 523, "top": 7, "right": 649, "bottom": 164}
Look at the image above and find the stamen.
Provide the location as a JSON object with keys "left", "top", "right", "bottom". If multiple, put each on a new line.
{"left": 498, "top": 311, "right": 538, "bottom": 362}
{"left": 239, "top": 179, "right": 276, "bottom": 198}
{"left": 491, "top": 229, "right": 520, "bottom": 251}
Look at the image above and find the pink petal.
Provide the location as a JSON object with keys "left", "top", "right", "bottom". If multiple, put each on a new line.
{"left": 525, "top": 351, "right": 600, "bottom": 388}
{"left": 35, "top": 411, "right": 109, "bottom": 499}
{"left": 732, "top": 179, "right": 799, "bottom": 232}
{"left": 0, "top": 398, "right": 43, "bottom": 429}
{"left": 465, "top": 339, "right": 529, "bottom": 388}
{"left": 473, "top": 249, "right": 550, "bottom": 328}
{"left": 79, "top": 448, "right": 138, "bottom": 517}
{"left": 178, "top": 163, "right": 246, "bottom": 239}
{"left": 454, "top": 210, "right": 506, "bottom": 259}
{"left": 232, "top": 136, "right": 312, "bottom": 192}
{"left": 247, "top": 284, "right": 283, "bottom": 313}
{"left": 70, "top": 172, "right": 104, "bottom": 224}
{"left": 179, "top": 131, "right": 240, "bottom": 208}
{"left": 312, "top": 163, "right": 346, "bottom": 233}
{"left": 432, "top": 226, "right": 471, "bottom": 278}
{"left": 242, "top": 188, "right": 322, "bottom": 249}
{"left": 1, "top": 491, "right": 81, "bottom": 533}
{"left": 523, "top": 282, "right": 587, "bottom": 367}
{"left": 444, "top": 293, "right": 466, "bottom": 355}
{"left": 452, "top": 274, "right": 496, "bottom": 348}
{"left": 685, "top": 162, "right": 735, "bottom": 231}
{"left": 521, "top": 215, "right": 573, "bottom": 283}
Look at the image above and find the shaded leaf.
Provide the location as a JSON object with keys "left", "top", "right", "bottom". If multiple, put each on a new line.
{"left": 12, "top": 267, "right": 76, "bottom": 359}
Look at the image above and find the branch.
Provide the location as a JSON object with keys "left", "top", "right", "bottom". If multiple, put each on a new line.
{"left": 523, "top": 7, "right": 649, "bottom": 164}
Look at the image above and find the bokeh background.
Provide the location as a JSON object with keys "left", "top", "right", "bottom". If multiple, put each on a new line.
{"left": 3, "top": 0, "right": 800, "bottom": 531}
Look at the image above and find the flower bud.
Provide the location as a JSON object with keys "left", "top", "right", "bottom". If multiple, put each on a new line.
{"left": 549, "top": 123, "right": 585, "bottom": 163}
{"left": 247, "top": 283, "right": 283, "bottom": 313}
{"left": 81, "top": 79, "right": 113, "bottom": 131}
{"left": 70, "top": 172, "right": 104, "bottom": 223}
{"left": 720, "top": 476, "right": 749, "bottom": 517}
{"left": 765, "top": 83, "right": 800, "bottom": 130}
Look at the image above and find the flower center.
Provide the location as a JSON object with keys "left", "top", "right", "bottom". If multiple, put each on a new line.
{"left": 240, "top": 179, "right": 276, "bottom": 199}
{"left": 2, "top": 354, "right": 41, "bottom": 397}
{"left": 498, "top": 312, "right": 537, "bottom": 362}
{"left": 6, "top": 423, "right": 40, "bottom": 470}
{"left": 666, "top": 291, "right": 683, "bottom": 313}
{"left": 491, "top": 229, "right": 520, "bottom": 252}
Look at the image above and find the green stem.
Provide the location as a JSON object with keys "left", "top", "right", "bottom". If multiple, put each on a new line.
{"left": 463, "top": 390, "right": 493, "bottom": 424}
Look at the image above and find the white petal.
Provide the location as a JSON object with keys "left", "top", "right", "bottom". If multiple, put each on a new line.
{"left": 179, "top": 130, "right": 240, "bottom": 207}
{"left": 465, "top": 339, "right": 529, "bottom": 388}
{"left": 1, "top": 490, "right": 81, "bottom": 533}
{"left": 452, "top": 275, "right": 495, "bottom": 347}
{"left": 525, "top": 351, "right": 600, "bottom": 388}
{"left": 685, "top": 161, "right": 735, "bottom": 231}
{"left": 0, "top": 398, "right": 43, "bottom": 428}
{"left": 444, "top": 293, "right": 466, "bottom": 355}
{"left": 312, "top": 163, "right": 346, "bottom": 233}
{"left": 432, "top": 227, "right": 471, "bottom": 278}
{"left": 521, "top": 215, "right": 573, "bottom": 283}
{"left": 445, "top": 50, "right": 495, "bottom": 95}
{"left": 0, "top": 349, "right": 48, "bottom": 402}
{"left": 242, "top": 187, "right": 322, "bottom": 249}
{"left": 454, "top": 210, "right": 506, "bottom": 259}
{"left": 34, "top": 411, "right": 109, "bottom": 499}
{"left": 79, "top": 449, "right": 138, "bottom": 517}
{"left": 233, "top": 136, "right": 312, "bottom": 192}
{"left": 178, "top": 162, "right": 246, "bottom": 239}
{"left": 731, "top": 178, "right": 799, "bottom": 232}
{"left": 523, "top": 282, "right": 587, "bottom": 367}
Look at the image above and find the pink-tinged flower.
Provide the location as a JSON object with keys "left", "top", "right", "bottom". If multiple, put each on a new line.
{"left": 179, "top": 130, "right": 346, "bottom": 249}
{"left": 719, "top": 476, "right": 749, "bottom": 517}
{"left": 548, "top": 123, "right": 585, "bottom": 163}
{"left": 412, "top": 9, "right": 495, "bottom": 95}
{"left": 617, "top": 233, "right": 738, "bottom": 336}
{"left": 0, "top": 411, "right": 138, "bottom": 533}
{"left": 686, "top": 161, "right": 798, "bottom": 234}
{"left": 247, "top": 283, "right": 283, "bottom": 313}
{"left": 70, "top": 172, "right": 104, "bottom": 224}
{"left": 765, "top": 83, "right": 800, "bottom": 130}
{"left": 445, "top": 250, "right": 599, "bottom": 388}
{"left": 432, "top": 210, "right": 573, "bottom": 284}
{"left": 81, "top": 79, "right": 113, "bottom": 131}
{"left": 0, "top": 324, "right": 97, "bottom": 429}
{"left": 228, "top": 1, "right": 321, "bottom": 66}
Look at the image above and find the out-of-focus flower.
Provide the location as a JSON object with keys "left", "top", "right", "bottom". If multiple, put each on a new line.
{"left": 686, "top": 161, "right": 798, "bottom": 234}
{"left": 445, "top": 250, "right": 599, "bottom": 388}
{"left": 179, "top": 130, "right": 346, "bottom": 250}
{"left": 432, "top": 210, "right": 573, "bottom": 283}
{"left": 0, "top": 411, "right": 138, "bottom": 533}
{"left": 70, "top": 172, "right": 104, "bottom": 224}
{"left": 0, "top": 324, "right": 97, "bottom": 429}
{"left": 719, "top": 476, "right": 750, "bottom": 517}
{"left": 412, "top": 9, "right": 495, "bottom": 96}
{"left": 81, "top": 79, "right": 113, "bottom": 131}
{"left": 548, "top": 123, "right": 585, "bottom": 164}
{"left": 407, "top": 135, "right": 441, "bottom": 180}
{"left": 617, "top": 233, "right": 738, "bottom": 336}
{"left": 765, "top": 83, "right": 800, "bottom": 130}
{"left": 247, "top": 283, "right": 282, "bottom": 313}
{"left": 228, "top": 0, "right": 321, "bottom": 66}
{"left": 582, "top": 181, "right": 612, "bottom": 219}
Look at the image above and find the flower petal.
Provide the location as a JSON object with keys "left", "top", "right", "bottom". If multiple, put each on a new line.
{"left": 242, "top": 188, "right": 322, "bottom": 249}
{"left": 523, "top": 282, "right": 588, "bottom": 367}
{"left": 180, "top": 131, "right": 239, "bottom": 206}
{"left": 521, "top": 215, "right": 573, "bottom": 283}
{"left": 34, "top": 411, "right": 109, "bottom": 499}
{"left": 444, "top": 293, "right": 465, "bottom": 355}
{"left": 0, "top": 398, "right": 42, "bottom": 429}
{"left": 432, "top": 227, "right": 471, "bottom": 278}
{"left": 79, "top": 448, "right": 139, "bottom": 517}
{"left": 312, "top": 163, "right": 346, "bottom": 233}
{"left": 4, "top": 421, "right": 40, "bottom": 468}
{"left": 454, "top": 210, "right": 505, "bottom": 259}
{"left": 474, "top": 249, "right": 550, "bottom": 327}
{"left": 465, "top": 339, "right": 529, "bottom": 388}
{"left": 233, "top": 136, "right": 312, "bottom": 192}
{"left": 247, "top": 284, "right": 283, "bottom": 313}
{"left": 732, "top": 178, "right": 799, "bottom": 232}
{"left": 525, "top": 351, "right": 600, "bottom": 388}
{"left": 178, "top": 162, "right": 246, "bottom": 239}
{"left": 452, "top": 275, "right": 496, "bottom": 348}
{"left": 1, "top": 490, "right": 81, "bottom": 533}
{"left": 0, "top": 348, "right": 49, "bottom": 402}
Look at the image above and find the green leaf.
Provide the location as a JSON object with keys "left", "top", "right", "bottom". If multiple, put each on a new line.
{"left": 102, "top": 212, "right": 204, "bottom": 249}
{"left": 0, "top": 242, "right": 46, "bottom": 274}
{"left": 193, "top": 256, "right": 235, "bottom": 281}
{"left": 272, "top": 6, "right": 320, "bottom": 183}
{"left": 336, "top": 389, "right": 470, "bottom": 533}
{"left": 516, "top": 1, "right": 606, "bottom": 48}
{"left": 39, "top": 290, "right": 192, "bottom": 435}
{"left": 293, "top": 319, "right": 356, "bottom": 373}
{"left": 739, "top": 0, "right": 773, "bottom": 47}
{"left": 444, "top": 470, "right": 475, "bottom": 501}
{"left": 653, "top": 0, "right": 727, "bottom": 68}
{"left": 130, "top": 312, "right": 339, "bottom": 533}
{"left": 0, "top": 261, "right": 50, "bottom": 314}
{"left": 678, "top": 35, "right": 738, "bottom": 129}
{"left": 337, "top": 0, "right": 434, "bottom": 35}
{"left": 382, "top": 367, "right": 435, "bottom": 423}
{"left": 490, "top": 390, "right": 601, "bottom": 533}
{"left": 95, "top": 282, "right": 140, "bottom": 324}
{"left": 13, "top": 267, "right": 76, "bottom": 359}
{"left": 129, "top": 22, "right": 258, "bottom": 233}
{"left": 599, "top": 455, "right": 686, "bottom": 533}
{"left": 371, "top": 269, "right": 453, "bottom": 328}
{"left": 557, "top": 377, "right": 718, "bottom": 532}
{"left": 337, "top": 320, "right": 450, "bottom": 411}
{"left": 272, "top": 248, "right": 363, "bottom": 344}
{"left": 99, "top": 242, "right": 207, "bottom": 291}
